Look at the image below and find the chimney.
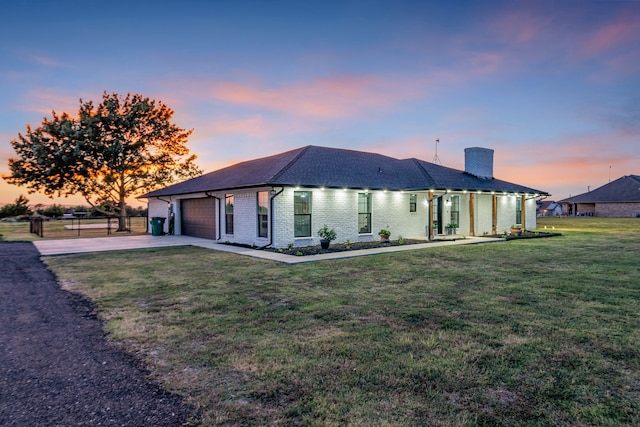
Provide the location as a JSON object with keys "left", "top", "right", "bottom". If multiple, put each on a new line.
{"left": 464, "top": 147, "right": 494, "bottom": 179}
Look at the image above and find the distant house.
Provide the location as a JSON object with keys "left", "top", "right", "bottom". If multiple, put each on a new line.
{"left": 537, "top": 200, "right": 563, "bottom": 217}
{"left": 560, "top": 175, "right": 640, "bottom": 217}
{"left": 142, "top": 145, "right": 548, "bottom": 248}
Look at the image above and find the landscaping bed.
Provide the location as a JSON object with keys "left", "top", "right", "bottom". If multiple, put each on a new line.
{"left": 504, "top": 230, "right": 562, "bottom": 241}
{"left": 266, "top": 238, "right": 427, "bottom": 256}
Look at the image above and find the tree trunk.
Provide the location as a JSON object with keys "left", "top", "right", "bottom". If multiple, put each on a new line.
{"left": 118, "top": 181, "right": 127, "bottom": 232}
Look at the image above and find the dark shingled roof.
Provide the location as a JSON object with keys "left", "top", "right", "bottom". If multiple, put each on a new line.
{"left": 560, "top": 175, "right": 640, "bottom": 203}
{"left": 143, "top": 145, "right": 548, "bottom": 198}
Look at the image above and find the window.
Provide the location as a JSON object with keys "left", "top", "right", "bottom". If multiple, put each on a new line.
{"left": 294, "top": 191, "right": 312, "bottom": 237}
{"left": 225, "top": 194, "right": 234, "bottom": 235}
{"left": 358, "top": 192, "right": 372, "bottom": 233}
{"left": 257, "top": 191, "right": 268, "bottom": 238}
{"left": 409, "top": 194, "right": 417, "bottom": 213}
{"left": 515, "top": 198, "right": 522, "bottom": 225}
{"left": 450, "top": 195, "right": 459, "bottom": 226}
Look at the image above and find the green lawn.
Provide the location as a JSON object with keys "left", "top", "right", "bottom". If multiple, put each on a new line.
{"left": 43, "top": 217, "right": 639, "bottom": 426}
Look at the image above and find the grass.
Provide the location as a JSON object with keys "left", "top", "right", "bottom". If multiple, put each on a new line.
{"left": 0, "top": 216, "right": 149, "bottom": 241}
{"left": 42, "top": 217, "right": 639, "bottom": 426}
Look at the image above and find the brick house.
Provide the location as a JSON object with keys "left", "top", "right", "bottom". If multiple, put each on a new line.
{"left": 537, "top": 200, "right": 563, "bottom": 217}
{"left": 560, "top": 175, "right": 640, "bottom": 217}
{"left": 142, "top": 145, "right": 548, "bottom": 248}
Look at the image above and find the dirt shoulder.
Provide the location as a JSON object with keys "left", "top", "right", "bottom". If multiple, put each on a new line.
{"left": 0, "top": 241, "right": 197, "bottom": 426}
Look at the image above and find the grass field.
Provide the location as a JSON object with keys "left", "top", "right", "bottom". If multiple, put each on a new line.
{"left": 0, "top": 216, "right": 149, "bottom": 241}
{"left": 43, "top": 217, "right": 639, "bottom": 426}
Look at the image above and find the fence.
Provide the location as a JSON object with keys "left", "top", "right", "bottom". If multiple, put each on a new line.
{"left": 29, "top": 216, "right": 146, "bottom": 238}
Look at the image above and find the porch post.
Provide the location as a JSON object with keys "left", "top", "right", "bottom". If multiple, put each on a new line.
{"left": 492, "top": 194, "right": 497, "bottom": 235}
{"left": 469, "top": 193, "right": 475, "bottom": 236}
{"left": 428, "top": 191, "right": 434, "bottom": 240}
{"left": 521, "top": 195, "right": 526, "bottom": 229}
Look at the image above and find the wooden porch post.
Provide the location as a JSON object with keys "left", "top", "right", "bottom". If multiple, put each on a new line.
{"left": 469, "top": 193, "right": 475, "bottom": 236}
{"left": 492, "top": 194, "right": 497, "bottom": 235}
{"left": 521, "top": 195, "right": 526, "bottom": 229}
{"left": 428, "top": 191, "right": 434, "bottom": 240}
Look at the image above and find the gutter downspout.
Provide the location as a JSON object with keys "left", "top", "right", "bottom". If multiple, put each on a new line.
{"left": 205, "top": 192, "right": 222, "bottom": 240}
{"left": 260, "top": 186, "right": 284, "bottom": 249}
{"left": 156, "top": 197, "right": 172, "bottom": 234}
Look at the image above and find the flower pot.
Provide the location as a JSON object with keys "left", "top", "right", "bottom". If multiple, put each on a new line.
{"left": 379, "top": 234, "right": 390, "bottom": 242}
{"left": 320, "top": 239, "right": 330, "bottom": 249}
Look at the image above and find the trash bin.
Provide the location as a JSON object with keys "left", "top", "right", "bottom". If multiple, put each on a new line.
{"left": 150, "top": 217, "right": 166, "bottom": 236}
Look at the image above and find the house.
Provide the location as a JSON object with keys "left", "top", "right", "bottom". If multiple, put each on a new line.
{"left": 560, "top": 175, "right": 640, "bottom": 217}
{"left": 537, "top": 200, "right": 563, "bottom": 217}
{"left": 142, "top": 145, "right": 548, "bottom": 248}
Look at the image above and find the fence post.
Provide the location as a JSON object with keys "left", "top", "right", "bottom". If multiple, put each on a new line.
{"left": 29, "top": 217, "right": 43, "bottom": 238}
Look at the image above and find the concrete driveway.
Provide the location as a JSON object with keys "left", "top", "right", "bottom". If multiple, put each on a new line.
{"left": 34, "top": 234, "right": 503, "bottom": 264}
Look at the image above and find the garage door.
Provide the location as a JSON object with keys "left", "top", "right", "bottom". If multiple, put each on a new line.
{"left": 180, "top": 198, "right": 216, "bottom": 239}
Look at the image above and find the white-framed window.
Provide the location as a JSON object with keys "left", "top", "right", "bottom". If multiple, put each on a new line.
{"left": 358, "top": 192, "right": 372, "bottom": 233}
{"left": 294, "top": 191, "right": 312, "bottom": 237}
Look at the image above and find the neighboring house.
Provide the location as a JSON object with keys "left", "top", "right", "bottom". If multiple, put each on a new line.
{"left": 560, "top": 175, "right": 640, "bottom": 217}
{"left": 537, "top": 200, "right": 563, "bottom": 217}
{"left": 142, "top": 145, "right": 548, "bottom": 248}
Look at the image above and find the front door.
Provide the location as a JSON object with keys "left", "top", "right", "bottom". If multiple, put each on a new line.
{"left": 435, "top": 196, "right": 443, "bottom": 235}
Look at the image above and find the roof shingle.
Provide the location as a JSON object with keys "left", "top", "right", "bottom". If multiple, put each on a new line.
{"left": 143, "top": 145, "right": 547, "bottom": 197}
{"left": 560, "top": 175, "right": 640, "bottom": 203}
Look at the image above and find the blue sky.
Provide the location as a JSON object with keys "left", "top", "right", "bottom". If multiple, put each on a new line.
{"left": 1, "top": 0, "right": 639, "bottom": 206}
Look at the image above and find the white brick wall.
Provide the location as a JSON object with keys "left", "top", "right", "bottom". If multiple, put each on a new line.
{"left": 273, "top": 187, "right": 431, "bottom": 248}
{"left": 147, "top": 186, "right": 539, "bottom": 247}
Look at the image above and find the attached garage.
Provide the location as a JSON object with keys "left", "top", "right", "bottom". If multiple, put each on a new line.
{"left": 180, "top": 198, "right": 217, "bottom": 239}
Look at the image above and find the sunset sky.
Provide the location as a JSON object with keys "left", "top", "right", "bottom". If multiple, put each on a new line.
{"left": 1, "top": 0, "right": 639, "bottom": 207}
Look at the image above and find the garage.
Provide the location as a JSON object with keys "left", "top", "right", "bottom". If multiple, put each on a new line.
{"left": 180, "top": 198, "right": 216, "bottom": 239}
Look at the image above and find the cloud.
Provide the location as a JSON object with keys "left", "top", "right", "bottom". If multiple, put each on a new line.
{"left": 14, "top": 88, "right": 84, "bottom": 117}
{"left": 23, "top": 53, "right": 66, "bottom": 68}
{"left": 580, "top": 12, "right": 640, "bottom": 58}
{"left": 195, "top": 114, "right": 321, "bottom": 140}
{"left": 487, "top": 7, "right": 554, "bottom": 45}
{"left": 210, "top": 74, "right": 421, "bottom": 119}
{"left": 493, "top": 129, "right": 639, "bottom": 199}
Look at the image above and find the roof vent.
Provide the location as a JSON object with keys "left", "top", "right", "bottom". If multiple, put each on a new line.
{"left": 465, "top": 147, "right": 494, "bottom": 179}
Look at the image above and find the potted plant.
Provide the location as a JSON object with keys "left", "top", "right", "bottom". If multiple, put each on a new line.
{"left": 317, "top": 224, "right": 337, "bottom": 249}
{"left": 510, "top": 224, "right": 522, "bottom": 236}
{"left": 378, "top": 228, "right": 391, "bottom": 241}
{"left": 445, "top": 223, "right": 458, "bottom": 235}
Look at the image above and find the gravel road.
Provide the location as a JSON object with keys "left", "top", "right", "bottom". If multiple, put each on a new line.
{"left": 0, "top": 241, "right": 197, "bottom": 426}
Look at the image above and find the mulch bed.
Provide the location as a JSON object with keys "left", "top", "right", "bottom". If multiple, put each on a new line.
{"left": 267, "top": 239, "right": 428, "bottom": 256}
{"left": 503, "top": 231, "right": 562, "bottom": 241}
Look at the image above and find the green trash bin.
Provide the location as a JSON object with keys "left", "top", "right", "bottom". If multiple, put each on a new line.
{"left": 150, "top": 217, "right": 166, "bottom": 236}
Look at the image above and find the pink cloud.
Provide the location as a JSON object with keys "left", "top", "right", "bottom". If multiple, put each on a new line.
{"left": 494, "top": 130, "right": 638, "bottom": 199}
{"left": 487, "top": 8, "right": 553, "bottom": 45}
{"left": 211, "top": 75, "right": 421, "bottom": 119}
{"left": 581, "top": 13, "right": 640, "bottom": 58}
{"left": 16, "top": 88, "right": 84, "bottom": 117}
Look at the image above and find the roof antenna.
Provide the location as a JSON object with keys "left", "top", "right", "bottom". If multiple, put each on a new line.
{"left": 433, "top": 138, "right": 442, "bottom": 165}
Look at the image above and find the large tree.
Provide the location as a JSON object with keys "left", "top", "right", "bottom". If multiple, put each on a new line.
{"left": 5, "top": 92, "right": 202, "bottom": 231}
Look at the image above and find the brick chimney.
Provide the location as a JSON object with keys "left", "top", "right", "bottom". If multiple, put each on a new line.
{"left": 464, "top": 147, "right": 494, "bottom": 179}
